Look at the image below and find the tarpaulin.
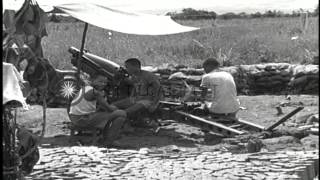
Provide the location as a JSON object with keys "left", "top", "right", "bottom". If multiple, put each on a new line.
{"left": 54, "top": 3, "right": 199, "bottom": 35}
{"left": 3, "top": 62, "right": 29, "bottom": 109}
{"left": 4, "top": 1, "right": 199, "bottom": 35}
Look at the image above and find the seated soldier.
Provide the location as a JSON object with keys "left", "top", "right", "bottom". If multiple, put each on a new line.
{"left": 69, "top": 74, "right": 126, "bottom": 145}
{"left": 199, "top": 58, "right": 240, "bottom": 123}
{"left": 113, "top": 58, "right": 162, "bottom": 125}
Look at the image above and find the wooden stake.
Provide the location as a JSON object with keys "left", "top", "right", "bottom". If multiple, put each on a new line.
{"left": 175, "top": 111, "right": 244, "bottom": 136}
{"left": 77, "top": 23, "right": 89, "bottom": 86}
{"left": 266, "top": 106, "right": 304, "bottom": 131}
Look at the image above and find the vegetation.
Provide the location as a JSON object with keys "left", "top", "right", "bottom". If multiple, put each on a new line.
{"left": 42, "top": 13, "right": 318, "bottom": 69}
{"left": 167, "top": 7, "right": 319, "bottom": 20}
{"left": 166, "top": 8, "right": 217, "bottom": 20}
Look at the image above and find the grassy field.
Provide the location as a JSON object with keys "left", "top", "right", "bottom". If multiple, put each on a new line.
{"left": 42, "top": 17, "right": 319, "bottom": 69}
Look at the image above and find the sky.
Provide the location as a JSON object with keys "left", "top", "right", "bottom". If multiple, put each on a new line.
{"left": 5, "top": 0, "right": 319, "bottom": 15}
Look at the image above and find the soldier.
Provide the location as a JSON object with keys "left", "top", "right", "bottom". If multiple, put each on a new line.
{"left": 200, "top": 58, "right": 240, "bottom": 122}
{"left": 113, "top": 58, "right": 162, "bottom": 126}
{"left": 69, "top": 74, "right": 126, "bottom": 145}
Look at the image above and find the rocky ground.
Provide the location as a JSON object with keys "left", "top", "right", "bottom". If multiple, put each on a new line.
{"left": 26, "top": 147, "right": 318, "bottom": 180}
{"left": 16, "top": 95, "right": 319, "bottom": 179}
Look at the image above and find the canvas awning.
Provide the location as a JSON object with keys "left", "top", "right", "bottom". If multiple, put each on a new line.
{"left": 3, "top": 1, "right": 199, "bottom": 35}
{"left": 53, "top": 3, "right": 199, "bottom": 35}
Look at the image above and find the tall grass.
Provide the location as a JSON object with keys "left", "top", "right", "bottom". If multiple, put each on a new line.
{"left": 41, "top": 17, "right": 318, "bottom": 69}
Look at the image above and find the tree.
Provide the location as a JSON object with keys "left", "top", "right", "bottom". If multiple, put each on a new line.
{"left": 218, "top": 12, "right": 237, "bottom": 20}
{"left": 275, "top": 10, "right": 284, "bottom": 17}
{"left": 292, "top": 11, "right": 300, "bottom": 17}
{"left": 209, "top": 11, "right": 217, "bottom": 20}
{"left": 238, "top": 12, "right": 248, "bottom": 18}
{"left": 264, "top": 10, "right": 277, "bottom": 17}
{"left": 251, "top": 12, "right": 262, "bottom": 18}
{"left": 168, "top": 8, "right": 217, "bottom": 20}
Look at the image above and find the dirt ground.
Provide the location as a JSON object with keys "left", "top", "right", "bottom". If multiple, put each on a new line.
{"left": 16, "top": 95, "right": 319, "bottom": 154}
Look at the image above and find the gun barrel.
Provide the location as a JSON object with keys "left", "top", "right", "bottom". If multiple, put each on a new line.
{"left": 68, "top": 46, "right": 122, "bottom": 78}
{"left": 83, "top": 53, "right": 120, "bottom": 70}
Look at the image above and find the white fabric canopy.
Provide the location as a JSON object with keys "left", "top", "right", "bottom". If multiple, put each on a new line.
{"left": 3, "top": 1, "right": 199, "bottom": 35}
{"left": 54, "top": 3, "right": 199, "bottom": 35}
{"left": 3, "top": 62, "right": 29, "bottom": 109}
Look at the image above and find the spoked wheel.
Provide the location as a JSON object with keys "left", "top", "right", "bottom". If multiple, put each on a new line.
{"left": 59, "top": 78, "right": 82, "bottom": 115}
{"left": 59, "top": 78, "right": 80, "bottom": 102}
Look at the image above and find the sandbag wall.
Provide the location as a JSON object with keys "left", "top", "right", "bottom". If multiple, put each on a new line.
{"left": 290, "top": 65, "right": 319, "bottom": 94}
{"left": 240, "top": 63, "right": 292, "bottom": 95}
{"left": 152, "top": 63, "right": 318, "bottom": 100}
{"left": 26, "top": 63, "right": 318, "bottom": 107}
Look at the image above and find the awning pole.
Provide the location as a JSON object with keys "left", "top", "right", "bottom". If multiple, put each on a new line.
{"left": 77, "top": 23, "right": 89, "bottom": 85}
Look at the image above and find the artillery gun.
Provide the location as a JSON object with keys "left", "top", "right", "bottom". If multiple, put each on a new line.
{"left": 66, "top": 47, "right": 305, "bottom": 138}
{"left": 67, "top": 46, "right": 132, "bottom": 102}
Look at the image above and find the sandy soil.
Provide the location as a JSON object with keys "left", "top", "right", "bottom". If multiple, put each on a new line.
{"left": 16, "top": 95, "right": 319, "bottom": 153}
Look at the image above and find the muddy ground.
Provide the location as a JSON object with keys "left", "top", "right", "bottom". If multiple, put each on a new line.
{"left": 16, "top": 95, "right": 319, "bottom": 154}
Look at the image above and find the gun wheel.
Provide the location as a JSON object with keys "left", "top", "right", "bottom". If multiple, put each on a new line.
{"left": 59, "top": 78, "right": 79, "bottom": 100}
